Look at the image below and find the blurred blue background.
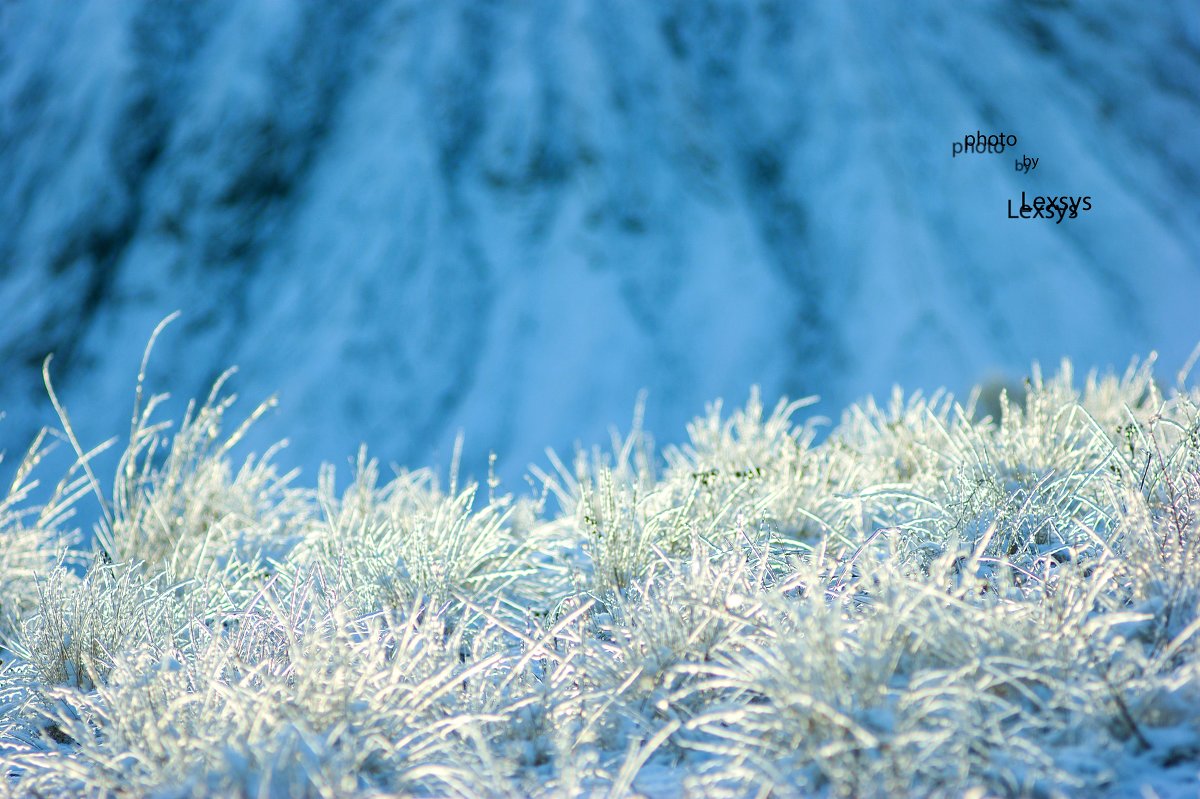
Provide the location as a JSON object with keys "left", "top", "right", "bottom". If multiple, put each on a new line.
{"left": 2, "top": 0, "right": 1199, "bottom": 491}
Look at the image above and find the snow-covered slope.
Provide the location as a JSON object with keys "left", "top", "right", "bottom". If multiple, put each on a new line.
{"left": 3, "top": 0, "right": 1199, "bottom": 484}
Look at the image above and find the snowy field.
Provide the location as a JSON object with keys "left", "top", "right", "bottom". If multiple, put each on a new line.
{"left": 3, "top": 5, "right": 1200, "bottom": 794}
{"left": 2, "top": 341, "right": 1199, "bottom": 797}
{"left": 3, "top": 1, "right": 1200, "bottom": 491}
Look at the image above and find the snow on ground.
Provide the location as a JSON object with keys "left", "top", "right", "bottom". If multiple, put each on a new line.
{"left": 2, "top": 1, "right": 1199, "bottom": 492}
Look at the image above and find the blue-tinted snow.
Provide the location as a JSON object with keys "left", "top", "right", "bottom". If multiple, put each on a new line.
{"left": 2, "top": 0, "right": 1198, "bottom": 489}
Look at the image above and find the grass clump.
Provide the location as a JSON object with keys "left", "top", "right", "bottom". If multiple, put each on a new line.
{"left": 2, "top": 331, "right": 1200, "bottom": 797}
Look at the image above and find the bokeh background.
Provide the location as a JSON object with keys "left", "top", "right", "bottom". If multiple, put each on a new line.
{"left": 3, "top": 0, "right": 1199, "bottom": 489}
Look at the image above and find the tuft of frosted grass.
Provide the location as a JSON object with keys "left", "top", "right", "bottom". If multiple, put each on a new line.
{"left": 290, "top": 448, "right": 537, "bottom": 619}
{"left": 3, "top": 334, "right": 1200, "bottom": 797}
{"left": 0, "top": 430, "right": 87, "bottom": 645}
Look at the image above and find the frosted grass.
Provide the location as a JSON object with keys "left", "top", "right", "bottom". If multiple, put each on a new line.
{"left": 1, "top": 341, "right": 1199, "bottom": 797}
